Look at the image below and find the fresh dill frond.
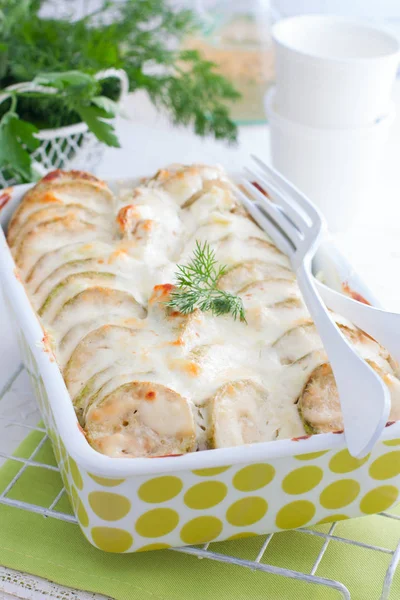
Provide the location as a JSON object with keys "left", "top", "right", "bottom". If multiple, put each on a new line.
{"left": 167, "top": 241, "right": 246, "bottom": 323}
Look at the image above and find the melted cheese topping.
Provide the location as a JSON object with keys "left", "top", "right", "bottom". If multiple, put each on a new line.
{"left": 8, "top": 165, "right": 400, "bottom": 458}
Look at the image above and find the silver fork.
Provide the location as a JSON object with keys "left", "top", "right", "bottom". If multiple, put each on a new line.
{"left": 234, "top": 156, "right": 390, "bottom": 458}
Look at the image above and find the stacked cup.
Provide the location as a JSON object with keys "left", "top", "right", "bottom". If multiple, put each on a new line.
{"left": 266, "top": 15, "right": 400, "bottom": 231}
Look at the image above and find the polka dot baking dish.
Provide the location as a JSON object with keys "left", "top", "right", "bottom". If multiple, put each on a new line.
{"left": 1, "top": 177, "right": 400, "bottom": 554}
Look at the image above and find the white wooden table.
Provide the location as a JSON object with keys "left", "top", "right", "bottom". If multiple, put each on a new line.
{"left": 1, "top": 86, "right": 400, "bottom": 598}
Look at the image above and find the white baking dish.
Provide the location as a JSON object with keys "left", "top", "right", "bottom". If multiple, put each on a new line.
{"left": 1, "top": 179, "right": 400, "bottom": 553}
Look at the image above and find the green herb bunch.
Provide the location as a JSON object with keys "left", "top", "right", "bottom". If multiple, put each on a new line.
{"left": 167, "top": 241, "right": 246, "bottom": 322}
{"left": 0, "top": 71, "right": 121, "bottom": 181}
{"left": 0, "top": 0, "right": 240, "bottom": 181}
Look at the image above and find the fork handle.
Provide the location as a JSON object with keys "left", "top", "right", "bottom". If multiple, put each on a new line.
{"left": 315, "top": 280, "right": 400, "bottom": 366}
{"left": 296, "top": 259, "right": 390, "bottom": 458}
{"left": 296, "top": 260, "right": 361, "bottom": 372}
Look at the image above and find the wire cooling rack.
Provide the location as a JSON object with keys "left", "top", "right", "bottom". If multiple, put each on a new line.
{"left": 1, "top": 364, "right": 400, "bottom": 600}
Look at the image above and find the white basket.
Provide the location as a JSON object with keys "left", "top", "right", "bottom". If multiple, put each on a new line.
{"left": 0, "top": 69, "right": 129, "bottom": 188}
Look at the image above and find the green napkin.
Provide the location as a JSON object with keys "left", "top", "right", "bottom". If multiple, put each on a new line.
{"left": 0, "top": 428, "right": 400, "bottom": 600}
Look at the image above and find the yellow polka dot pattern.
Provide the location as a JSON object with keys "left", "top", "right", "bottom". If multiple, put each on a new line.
{"left": 226, "top": 497, "right": 268, "bottom": 526}
{"left": 317, "top": 514, "right": 349, "bottom": 524}
{"left": 233, "top": 464, "right": 275, "bottom": 492}
{"left": 135, "top": 508, "right": 179, "bottom": 538}
{"left": 227, "top": 532, "right": 257, "bottom": 540}
{"left": 192, "top": 467, "right": 230, "bottom": 476}
{"left": 384, "top": 439, "right": 400, "bottom": 446}
{"left": 282, "top": 466, "right": 323, "bottom": 495}
{"left": 20, "top": 326, "right": 400, "bottom": 556}
{"left": 92, "top": 527, "right": 133, "bottom": 552}
{"left": 139, "top": 476, "right": 183, "bottom": 503}
{"left": 137, "top": 543, "right": 171, "bottom": 552}
{"left": 180, "top": 516, "right": 223, "bottom": 544}
{"left": 369, "top": 451, "right": 400, "bottom": 480}
{"left": 320, "top": 479, "right": 360, "bottom": 509}
{"left": 88, "top": 474, "right": 125, "bottom": 487}
{"left": 89, "top": 491, "right": 131, "bottom": 521}
{"left": 76, "top": 497, "right": 89, "bottom": 527}
{"left": 46, "top": 442, "right": 400, "bottom": 551}
{"left": 69, "top": 457, "right": 83, "bottom": 490}
{"left": 276, "top": 501, "right": 316, "bottom": 529}
{"left": 295, "top": 451, "right": 328, "bottom": 461}
{"left": 360, "top": 486, "right": 399, "bottom": 514}
{"left": 184, "top": 481, "right": 227, "bottom": 509}
{"left": 329, "top": 449, "right": 370, "bottom": 474}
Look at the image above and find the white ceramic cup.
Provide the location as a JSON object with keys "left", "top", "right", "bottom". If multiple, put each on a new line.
{"left": 265, "top": 88, "right": 395, "bottom": 232}
{"left": 272, "top": 15, "right": 400, "bottom": 128}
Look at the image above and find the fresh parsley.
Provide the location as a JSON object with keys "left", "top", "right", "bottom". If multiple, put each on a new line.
{"left": 0, "top": 70, "right": 121, "bottom": 181}
{"left": 167, "top": 241, "right": 246, "bottom": 323}
{"left": 0, "top": 0, "right": 239, "bottom": 161}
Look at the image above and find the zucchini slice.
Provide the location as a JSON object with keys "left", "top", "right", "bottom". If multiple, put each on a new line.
{"left": 216, "top": 235, "right": 290, "bottom": 268}
{"left": 298, "top": 363, "right": 342, "bottom": 434}
{"left": 148, "top": 284, "right": 207, "bottom": 347}
{"left": 64, "top": 325, "right": 144, "bottom": 399}
{"left": 33, "top": 258, "right": 115, "bottom": 306}
{"left": 298, "top": 358, "right": 400, "bottom": 434}
{"left": 58, "top": 314, "right": 143, "bottom": 367}
{"left": 273, "top": 320, "right": 322, "bottom": 365}
{"left": 15, "top": 217, "right": 109, "bottom": 277}
{"left": 8, "top": 170, "right": 114, "bottom": 243}
{"left": 145, "top": 164, "right": 226, "bottom": 206}
{"left": 239, "top": 278, "right": 303, "bottom": 312}
{"left": 86, "top": 382, "right": 196, "bottom": 457}
{"left": 181, "top": 180, "right": 238, "bottom": 221}
{"left": 218, "top": 260, "right": 294, "bottom": 294}
{"left": 52, "top": 288, "right": 146, "bottom": 343}
{"left": 74, "top": 366, "right": 154, "bottom": 425}
{"left": 38, "top": 272, "right": 116, "bottom": 321}
{"left": 209, "top": 379, "right": 271, "bottom": 448}
{"left": 8, "top": 204, "right": 109, "bottom": 251}
{"left": 26, "top": 241, "right": 114, "bottom": 292}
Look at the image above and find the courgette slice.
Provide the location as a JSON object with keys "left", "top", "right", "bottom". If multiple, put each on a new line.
{"left": 8, "top": 204, "right": 109, "bottom": 251}
{"left": 86, "top": 382, "right": 196, "bottom": 458}
{"left": 74, "top": 366, "right": 154, "bottom": 425}
{"left": 15, "top": 217, "right": 109, "bottom": 277}
{"left": 58, "top": 314, "right": 143, "bottom": 367}
{"left": 52, "top": 288, "right": 146, "bottom": 342}
{"left": 145, "top": 164, "right": 225, "bottom": 206}
{"left": 217, "top": 235, "right": 289, "bottom": 268}
{"left": 218, "top": 260, "right": 294, "bottom": 293}
{"left": 239, "top": 278, "right": 302, "bottom": 307}
{"left": 83, "top": 370, "right": 158, "bottom": 422}
{"left": 8, "top": 170, "right": 114, "bottom": 242}
{"left": 209, "top": 379, "right": 271, "bottom": 448}
{"left": 26, "top": 241, "right": 114, "bottom": 292}
{"left": 148, "top": 284, "right": 207, "bottom": 346}
{"left": 298, "top": 358, "right": 400, "bottom": 434}
{"left": 33, "top": 258, "right": 115, "bottom": 306}
{"left": 63, "top": 325, "right": 145, "bottom": 399}
{"left": 273, "top": 320, "right": 322, "bottom": 365}
{"left": 38, "top": 272, "right": 116, "bottom": 320}
{"left": 181, "top": 179, "right": 237, "bottom": 214}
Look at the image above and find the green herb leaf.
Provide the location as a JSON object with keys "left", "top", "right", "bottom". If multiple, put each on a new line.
{"left": 0, "top": 0, "right": 238, "bottom": 146}
{"left": 91, "top": 96, "right": 120, "bottom": 118}
{"left": 167, "top": 241, "right": 246, "bottom": 323}
{"left": 10, "top": 116, "right": 40, "bottom": 150}
{"left": 0, "top": 112, "right": 35, "bottom": 180}
{"left": 34, "top": 71, "right": 95, "bottom": 90}
{"left": 77, "top": 105, "right": 120, "bottom": 148}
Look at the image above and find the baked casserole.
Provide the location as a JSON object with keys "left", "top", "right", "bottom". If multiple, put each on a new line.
{"left": 7, "top": 165, "right": 400, "bottom": 458}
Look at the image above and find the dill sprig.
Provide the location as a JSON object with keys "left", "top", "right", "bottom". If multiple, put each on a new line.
{"left": 167, "top": 241, "right": 246, "bottom": 323}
